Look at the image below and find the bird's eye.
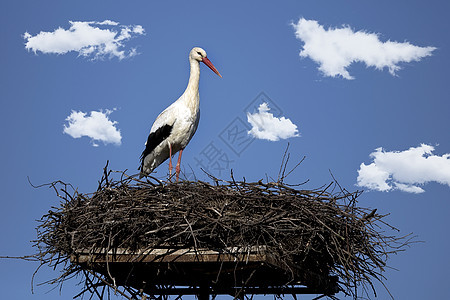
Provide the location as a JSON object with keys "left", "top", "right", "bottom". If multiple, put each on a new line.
{"left": 197, "top": 51, "right": 202, "bottom": 57}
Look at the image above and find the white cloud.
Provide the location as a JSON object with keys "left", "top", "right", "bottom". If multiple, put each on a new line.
{"left": 247, "top": 103, "right": 299, "bottom": 141}
{"left": 24, "top": 20, "right": 145, "bottom": 60}
{"left": 63, "top": 109, "right": 122, "bottom": 146}
{"left": 357, "top": 144, "right": 450, "bottom": 193}
{"left": 292, "top": 18, "right": 436, "bottom": 79}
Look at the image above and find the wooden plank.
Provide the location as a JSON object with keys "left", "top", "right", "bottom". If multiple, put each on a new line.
{"left": 139, "top": 286, "right": 333, "bottom": 296}
{"left": 69, "top": 246, "right": 339, "bottom": 295}
{"left": 71, "top": 246, "right": 275, "bottom": 265}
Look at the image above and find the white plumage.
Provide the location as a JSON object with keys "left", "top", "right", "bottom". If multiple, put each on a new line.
{"left": 139, "top": 47, "right": 221, "bottom": 181}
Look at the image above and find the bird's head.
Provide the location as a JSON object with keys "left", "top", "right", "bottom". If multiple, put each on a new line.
{"left": 190, "top": 47, "right": 222, "bottom": 78}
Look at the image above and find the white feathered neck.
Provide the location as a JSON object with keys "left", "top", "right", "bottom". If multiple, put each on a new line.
{"left": 178, "top": 57, "right": 201, "bottom": 113}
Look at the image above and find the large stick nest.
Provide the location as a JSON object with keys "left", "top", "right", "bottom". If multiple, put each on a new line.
{"left": 33, "top": 162, "right": 412, "bottom": 299}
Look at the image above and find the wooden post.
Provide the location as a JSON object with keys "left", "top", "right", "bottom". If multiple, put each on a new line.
{"left": 197, "top": 283, "right": 209, "bottom": 300}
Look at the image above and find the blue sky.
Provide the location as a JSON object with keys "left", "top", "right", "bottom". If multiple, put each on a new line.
{"left": 1, "top": 0, "right": 449, "bottom": 299}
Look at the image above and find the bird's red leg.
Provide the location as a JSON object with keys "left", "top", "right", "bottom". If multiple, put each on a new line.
{"left": 175, "top": 148, "right": 183, "bottom": 182}
{"left": 168, "top": 142, "right": 173, "bottom": 179}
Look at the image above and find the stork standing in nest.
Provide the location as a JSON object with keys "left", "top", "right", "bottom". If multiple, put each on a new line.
{"left": 139, "top": 47, "right": 222, "bottom": 181}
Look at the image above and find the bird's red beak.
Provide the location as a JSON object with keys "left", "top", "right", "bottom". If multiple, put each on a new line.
{"left": 202, "top": 57, "right": 222, "bottom": 78}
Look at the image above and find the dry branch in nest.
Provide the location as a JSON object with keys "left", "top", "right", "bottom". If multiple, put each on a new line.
{"left": 32, "top": 162, "right": 412, "bottom": 300}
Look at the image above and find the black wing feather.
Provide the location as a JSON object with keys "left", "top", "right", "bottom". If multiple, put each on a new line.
{"left": 139, "top": 124, "right": 173, "bottom": 171}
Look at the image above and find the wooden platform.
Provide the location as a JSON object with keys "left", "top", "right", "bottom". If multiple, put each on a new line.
{"left": 71, "top": 246, "right": 338, "bottom": 298}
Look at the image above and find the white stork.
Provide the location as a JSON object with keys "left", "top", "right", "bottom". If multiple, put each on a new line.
{"left": 139, "top": 47, "right": 222, "bottom": 181}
